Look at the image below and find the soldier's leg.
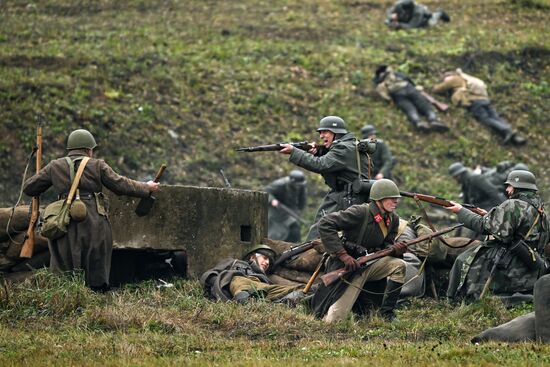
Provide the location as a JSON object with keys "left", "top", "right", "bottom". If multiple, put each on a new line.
{"left": 468, "top": 101, "right": 513, "bottom": 140}
{"left": 393, "top": 96, "right": 429, "bottom": 131}
{"left": 411, "top": 90, "right": 448, "bottom": 132}
{"left": 323, "top": 257, "right": 406, "bottom": 323}
{"left": 535, "top": 274, "right": 550, "bottom": 342}
{"left": 286, "top": 223, "right": 302, "bottom": 243}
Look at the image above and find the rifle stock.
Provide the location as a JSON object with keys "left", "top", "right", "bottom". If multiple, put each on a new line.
{"left": 320, "top": 223, "right": 463, "bottom": 287}
{"left": 20, "top": 124, "right": 43, "bottom": 258}
{"left": 400, "top": 191, "right": 487, "bottom": 216}
{"left": 236, "top": 141, "right": 314, "bottom": 153}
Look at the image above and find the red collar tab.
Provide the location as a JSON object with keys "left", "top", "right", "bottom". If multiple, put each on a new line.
{"left": 374, "top": 213, "right": 383, "bottom": 223}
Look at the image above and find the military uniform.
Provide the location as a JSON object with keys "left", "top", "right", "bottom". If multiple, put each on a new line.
{"left": 23, "top": 148, "right": 151, "bottom": 289}
{"left": 386, "top": 0, "right": 450, "bottom": 29}
{"left": 433, "top": 69, "right": 525, "bottom": 145}
{"left": 447, "top": 190, "right": 550, "bottom": 301}
{"left": 265, "top": 175, "right": 307, "bottom": 242}
{"left": 289, "top": 132, "right": 370, "bottom": 241}
{"left": 309, "top": 201, "right": 406, "bottom": 322}
{"left": 200, "top": 258, "right": 302, "bottom": 302}
{"left": 374, "top": 66, "right": 447, "bottom": 132}
{"left": 370, "top": 140, "right": 395, "bottom": 179}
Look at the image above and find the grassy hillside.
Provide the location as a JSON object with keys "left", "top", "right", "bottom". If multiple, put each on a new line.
{"left": 1, "top": 0, "right": 549, "bottom": 216}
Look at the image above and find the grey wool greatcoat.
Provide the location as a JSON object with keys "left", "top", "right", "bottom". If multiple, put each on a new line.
{"left": 23, "top": 149, "right": 151, "bottom": 288}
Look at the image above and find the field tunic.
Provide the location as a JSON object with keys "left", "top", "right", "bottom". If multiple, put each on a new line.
{"left": 23, "top": 149, "right": 150, "bottom": 288}
{"left": 447, "top": 191, "right": 549, "bottom": 300}
{"left": 289, "top": 133, "right": 370, "bottom": 240}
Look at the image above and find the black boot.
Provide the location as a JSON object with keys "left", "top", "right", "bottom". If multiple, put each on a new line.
{"left": 380, "top": 280, "right": 403, "bottom": 321}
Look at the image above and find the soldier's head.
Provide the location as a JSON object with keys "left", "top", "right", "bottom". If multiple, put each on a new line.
{"left": 361, "top": 124, "right": 377, "bottom": 139}
{"left": 370, "top": 179, "right": 401, "bottom": 213}
{"left": 373, "top": 65, "right": 390, "bottom": 84}
{"left": 496, "top": 160, "right": 514, "bottom": 174}
{"left": 504, "top": 170, "right": 537, "bottom": 196}
{"left": 243, "top": 244, "right": 276, "bottom": 273}
{"left": 448, "top": 162, "right": 468, "bottom": 181}
{"left": 67, "top": 129, "right": 97, "bottom": 156}
{"left": 317, "top": 116, "right": 347, "bottom": 149}
{"left": 289, "top": 170, "right": 306, "bottom": 186}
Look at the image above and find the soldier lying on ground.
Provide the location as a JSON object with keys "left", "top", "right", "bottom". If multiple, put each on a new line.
{"left": 373, "top": 65, "right": 448, "bottom": 133}
{"left": 200, "top": 244, "right": 305, "bottom": 305}
{"left": 385, "top": 0, "right": 450, "bottom": 30}
{"left": 446, "top": 170, "right": 550, "bottom": 304}
{"left": 433, "top": 69, "right": 526, "bottom": 145}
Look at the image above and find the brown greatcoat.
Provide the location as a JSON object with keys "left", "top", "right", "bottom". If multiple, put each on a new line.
{"left": 23, "top": 149, "right": 151, "bottom": 288}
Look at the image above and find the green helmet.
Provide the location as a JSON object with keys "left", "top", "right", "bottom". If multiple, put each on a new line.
{"left": 448, "top": 162, "right": 467, "bottom": 177}
{"left": 242, "top": 244, "right": 276, "bottom": 262}
{"left": 505, "top": 170, "right": 537, "bottom": 191}
{"left": 360, "top": 124, "right": 376, "bottom": 139}
{"left": 370, "top": 179, "right": 401, "bottom": 201}
{"left": 67, "top": 129, "right": 97, "bottom": 150}
{"left": 317, "top": 116, "right": 348, "bottom": 134}
{"left": 289, "top": 170, "right": 306, "bottom": 185}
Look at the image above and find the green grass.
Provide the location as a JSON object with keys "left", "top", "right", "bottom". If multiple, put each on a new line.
{"left": 1, "top": 270, "right": 549, "bottom": 366}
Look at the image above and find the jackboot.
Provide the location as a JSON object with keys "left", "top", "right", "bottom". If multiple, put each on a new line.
{"left": 428, "top": 119, "right": 449, "bottom": 133}
{"left": 415, "top": 120, "right": 431, "bottom": 132}
{"left": 380, "top": 280, "right": 403, "bottom": 321}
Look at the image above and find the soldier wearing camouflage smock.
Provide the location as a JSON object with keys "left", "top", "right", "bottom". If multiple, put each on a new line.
{"left": 309, "top": 179, "right": 408, "bottom": 322}
{"left": 446, "top": 170, "right": 550, "bottom": 302}
{"left": 279, "top": 116, "right": 371, "bottom": 241}
{"left": 360, "top": 124, "right": 395, "bottom": 180}
{"left": 265, "top": 170, "right": 307, "bottom": 243}
{"left": 23, "top": 129, "right": 159, "bottom": 291}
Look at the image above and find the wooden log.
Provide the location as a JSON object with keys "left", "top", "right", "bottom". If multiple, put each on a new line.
{"left": 6, "top": 232, "right": 48, "bottom": 259}
{"left": 0, "top": 206, "right": 32, "bottom": 240}
{"left": 262, "top": 238, "right": 292, "bottom": 255}
{"left": 284, "top": 248, "right": 323, "bottom": 272}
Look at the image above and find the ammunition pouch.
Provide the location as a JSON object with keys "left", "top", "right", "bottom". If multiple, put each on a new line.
{"left": 352, "top": 178, "right": 374, "bottom": 197}
{"left": 95, "top": 192, "right": 108, "bottom": 216}
{"left": 509, "top": 240, "right": 546, "bottom": 272}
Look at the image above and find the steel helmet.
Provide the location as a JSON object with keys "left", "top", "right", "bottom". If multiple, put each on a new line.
{"left": 242, "top": 244, "right": 276, "bottom": 262}
{"left": 317, "top": 116, "right": 348, "bottom": 134}
{"left": 505, "top": 170, "right": 537, "bottom": 191}
{"left": 370, "top": 179, "right": 401, "bottom": 201}
{"left": 67, "top": 129, "right": 97, "bottom": 150}
{"left": 361, "top": 124, "right": 376, "bottom": 139}
{"left": 448, "top": 162, "right": 467, "bottom": 177}
{"left": 289, "top": 170, "right": 306, "bottom": 185}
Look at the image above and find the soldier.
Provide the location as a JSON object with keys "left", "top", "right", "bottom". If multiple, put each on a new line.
{"left": 448, "top": 162, "right": 506, "bottom": 211}
{"left": 278, "top": 116, "right": 372, "bottom": 241}
{"left": 373, "top": 65, "right": 449, "bottom": 133}
{"left": 433, "top": 69, "right": 526, "bottom": 145}
{"left": 200, "top": 244, "right": 304, "bottom": 304}
{"left": 360, "top": 124, "right": 395, "bottom": 180}
{"left": 265, "top": 170, "right": 307, "bottom": 243}
{"left": 446, "top": 170, "right": 550, "bottom": 302}
{"left": 385, "top": 0, "right": 450, "bottom": 30}
{"left": 23, "top": 129, "right": 159, "bottom": 291}
{"left": 309, "top": 179, "right": 408, "bottom": 322}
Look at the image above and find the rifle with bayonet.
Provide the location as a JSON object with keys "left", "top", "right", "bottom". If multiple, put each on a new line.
{"left": 320, "top": 223, "right": 463, "bottom": 287}
{"left": 272, "top": 201, "right": 308, "bottom": 226}
{"left": 400, "top": 191, "right": 487, "bottom": 216}
{"left": 20, "top": 120, "right": 43, "bottom": 258}
{"left": 236, "top": 141, "right": 314, "bottom": 153}
{"left": 271, "top": 239, "right": 321, "bottom": 270}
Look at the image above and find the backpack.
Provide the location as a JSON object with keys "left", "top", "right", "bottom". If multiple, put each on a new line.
{"left": 456, "top": 68, "right": 488, "bottom": 97}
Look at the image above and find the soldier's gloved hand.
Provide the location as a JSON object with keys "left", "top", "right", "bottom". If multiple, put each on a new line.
{"left": 335, "top": 249, "right": 359, "bottom": 271}
{"left": 391, "top": 242, "right": 408, "bottom": 257}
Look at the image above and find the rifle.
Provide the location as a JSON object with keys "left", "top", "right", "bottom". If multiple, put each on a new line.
{"left": 273, "top": 202, "right": 308, "bottom": 226}
{"left": 20, "top": 122, "right": 43, "bottom": 258}
{"left": 271, "top": 239, "right": 320, "bottom": 270}
{"left": 236, "top": 141, "right": 314, "bottom": 153}
{"left": 320, "top": 223, "right": 463, "bottom": 287}
{"left": 479, "top": 246, "right": 507, "bottom": 299}
{"left": 420, "top": 91, "right": 449, "bottom": 112}
{"left": 400, "top": 191, "right": 487, "bottom": 216}
{"left": 219, "top": 168, "right": 231, "bottom": 188}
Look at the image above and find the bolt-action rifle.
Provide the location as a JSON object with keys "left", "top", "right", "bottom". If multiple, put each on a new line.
{"left": 400, "top": 191, "right": 487, "bottom": 216}
{"left": 272, "top": 201, "right": 308, "bottom": 226}
{"left": 271, "top": 239, "right": 321, "bottom": 271}
{"left": 20, "top": 122, "right": 43, "bottom": 258}
{"left": 320, "top": 224, "right": 463, "bottom": 287}
{"left": 236, "top": 141, "right": 314, "bottom": 153}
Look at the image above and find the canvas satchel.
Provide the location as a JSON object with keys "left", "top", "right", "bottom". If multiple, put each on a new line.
{"left": 41, "top": 157, "right": 90, "bottom": 240}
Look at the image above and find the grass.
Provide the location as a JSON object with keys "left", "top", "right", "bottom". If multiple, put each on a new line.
{"left": 1, "top": 270, "right": 549, "bottom": 366}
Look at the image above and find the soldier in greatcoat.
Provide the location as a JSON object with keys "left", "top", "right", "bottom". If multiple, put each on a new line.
{"left": 23, "top": 129, "right": 159, "bottom": 291}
